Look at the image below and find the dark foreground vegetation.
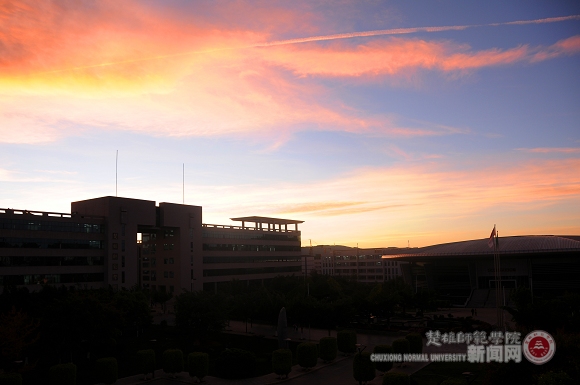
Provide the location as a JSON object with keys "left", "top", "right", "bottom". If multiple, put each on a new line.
{"left": 0, "top": 274, "right": 578, "bottom": 384}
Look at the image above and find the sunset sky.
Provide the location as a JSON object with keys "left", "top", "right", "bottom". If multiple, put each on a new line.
{"left": 1, "top": 0, "right": 579, "bottom": 248}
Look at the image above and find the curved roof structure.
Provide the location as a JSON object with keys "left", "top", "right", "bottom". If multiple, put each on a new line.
{"left": 386, "top": 235, "right": 580, "bottom": 259}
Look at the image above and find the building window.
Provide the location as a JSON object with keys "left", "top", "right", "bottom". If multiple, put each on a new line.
{"left": 112, "top": 253, "right": 118, "bottom": 260}
{"left": 163, "top": 258, "right": 168, "bottom": 264}
{"left": 122, "top": 255, "right": 125, "bottom": 268}
{"left": 112, "top": 264, "right": 118, "bottom": 270}
{"left": 121, "top": 240, "right": 125, "bottom": 252}
{"left": 112, "top": 274, "right": 118, "bottom": 281}
{"left": 121, "top": 224, "right": 126, "bottom": 237}
{"left": 112, "top": 243, "right": 118, "bottom": 250}
{"left": 113, "top": 233, "right": 118, "bottom": 239}
{"left": 151, "top": 271, "right": 156, "bottom": 281}
{"left": 152, "top": 258, "right": 156, "bottom": 267}
{"left": 169, "top": 258, "right": 174, "bottom": 264}
{"left": 164, "top": 271, "right": 168, "bottom": 278}
{"left": 169, "top": 271, "right": 174, "bottom": 278}
{"left": 121, "top": 271, "right": 125, "bottom": 283}
{"left": 169, "top": 286, "right": 174, "bottom": 293}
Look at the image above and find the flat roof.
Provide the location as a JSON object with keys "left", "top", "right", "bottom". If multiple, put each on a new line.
{"left": 230, "top": 216, "right": 304, "bottom": 225}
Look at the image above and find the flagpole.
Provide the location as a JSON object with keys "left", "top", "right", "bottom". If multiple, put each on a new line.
{"left": 497, "top": 229, "right": 503, "bottom": 329}
{"left": 494, "top": 227, "right": 503, "bottom": 329}
{"left": 492, "top": 225, "right": 499, "bottom": 328}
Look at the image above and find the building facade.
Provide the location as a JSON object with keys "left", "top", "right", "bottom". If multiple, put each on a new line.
{"left": 391, "top": 236, "right": 580, "bottom": 306}
{"left": 0, "top": 208, "right": 106, "bottom": 291}
{"left": 301, "top": 245, "right": 407, "bottom": 283}
{"left": 202, "top": 217, "right": 303, "bottom": 292}
{"left": 1, "top": 197, "right": 303, "bottom": 293}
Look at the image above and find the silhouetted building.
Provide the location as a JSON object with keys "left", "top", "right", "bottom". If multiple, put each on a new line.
{"left": 301, "top": 245, "right": 407, "bottom": 282}
{"left": 1, "top": 197, "right": 303, "bottom": 293}
{"left": 389, "top": 236, "right": 580, "bottom": 306}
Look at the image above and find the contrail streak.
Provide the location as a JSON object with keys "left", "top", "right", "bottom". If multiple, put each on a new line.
{"left": 258, "top": 15, "right": 580, "bottom": 47}
{"left": 34, "top": 14, "right": 580, "bottom": 75}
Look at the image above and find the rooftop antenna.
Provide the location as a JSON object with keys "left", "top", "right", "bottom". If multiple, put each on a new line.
{"left": 182, "top": 163, "right": 185, "bottom": 204}
{"left": 115, "top": 150, "right": 118, "bottom": 197}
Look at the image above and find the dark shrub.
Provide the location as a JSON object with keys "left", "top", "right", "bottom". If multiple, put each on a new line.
{"left": 440, "top": 379, "right": 467, "bottom": 385}
{"left": 392, "top": 338, "right": 410, "bottom": 355}
{"left": 188, "top": 352, "right": 209, "bottom": 382}
{"left": 382, "top": 372, "right": 410, "bottom": 385}
{"left": 271, "top": 349, "right": 292, "bottom": 378}
{"left": 296, "top": 342, "right": 318, "bottom": 369}
{"left": 373, "top": 344, "right": 393, "bottom": 373}
{"left": 337, "top": 330, "right": 357, "bottom": 354}
{"left": 353, "top": 352, "right": 375, "bottom": 384}
{"left": 215, "top": 348, "right": 256, "bottom": 379}
{"left": 48, "top": 363, "right": 76, "bottom": 385}
{"left": 538, "top": 370, "right": 574, "bottom": 385}
{"left": 405, "top": 333, "right": 423, "bottom": 354}
{"left": 136, "top": 349, "right": 156, "bottom": 378}
{"left": 163, "top": 349, "right": 184, "bottom": 376}
{"left": 95, "top": 357, "right": 118, "bottom": 385}
{"left": 0, "top": 373, "right": 22, "bottom": 385}
{"left": 319, "top": 337, "right": 338, "bottom": 362}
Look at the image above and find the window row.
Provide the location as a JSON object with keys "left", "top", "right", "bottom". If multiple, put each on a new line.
{"left": 0, "top": 273, "right": 104, "bottom": 285}
{"left": 0, "top": 256, "right": 104, "bottom": 267}
{"left": 0, "top": 218, "right": 104, "bottom": 233}
{"left": 202, "top": 244, "right": 301, "bottom": 252}
{"left": 0, "top": 238, "right": 103, "bottom": 249}
{"left": 202, "top": 231, "right": 300, "bottom": 242}
{"left": 203, "top": 265, "right": 301, "bottom": 277}
{"left": 203, "top": 256, "right": 301, "bottom": 264}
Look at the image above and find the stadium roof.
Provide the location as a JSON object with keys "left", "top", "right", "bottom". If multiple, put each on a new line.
{"left": 385, "top": 235, "right": 580, "bottom": 259}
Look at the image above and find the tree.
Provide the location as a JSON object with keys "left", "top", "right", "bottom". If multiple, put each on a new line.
{"left": 174, "top": 291, "right": 227, "bottom": 342}
{"left": 0, "top": 307, "right": 39, "bottom": 369}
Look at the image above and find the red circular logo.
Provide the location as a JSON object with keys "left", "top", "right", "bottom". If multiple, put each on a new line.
{"left": 523, "top": 330, "right": 555, "bottom": 365}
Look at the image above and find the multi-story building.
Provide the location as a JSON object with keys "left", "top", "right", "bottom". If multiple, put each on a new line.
{"left": 1, "top": 197, "right": 303, "bottom": 293}
{"left": 0, "top": 208, "right": 106, "bottom": 290}
{"left": 301, "top": 245, "right": 408, "bottom": 283}
{"left": 202, "top": 216, "right": 303, "bottom": 292}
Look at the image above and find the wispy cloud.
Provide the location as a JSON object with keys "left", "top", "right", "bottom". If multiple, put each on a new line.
{"left": 193, "top": 157, "right": 580, "bottom": 246}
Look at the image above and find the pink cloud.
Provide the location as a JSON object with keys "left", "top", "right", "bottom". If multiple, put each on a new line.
{"left": 2, "top": 1, "right": 579, "bottom": 145}
{"left": 517, "top": 147, "right": 580, "bottom": 154}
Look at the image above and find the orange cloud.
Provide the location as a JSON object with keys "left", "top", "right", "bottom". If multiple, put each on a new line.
{"left": 261, "top": 36, "right": 580, "bottom": 78}
{"left": 193, "top": 157, "right": 580, "bottom": 246}
{"left": 2, "top": 1, "right": 579, "bottom": 145}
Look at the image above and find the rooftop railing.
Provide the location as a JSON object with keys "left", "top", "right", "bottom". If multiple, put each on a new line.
{"left": 0, "top": 208, "right": 105, "bottom": 220}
